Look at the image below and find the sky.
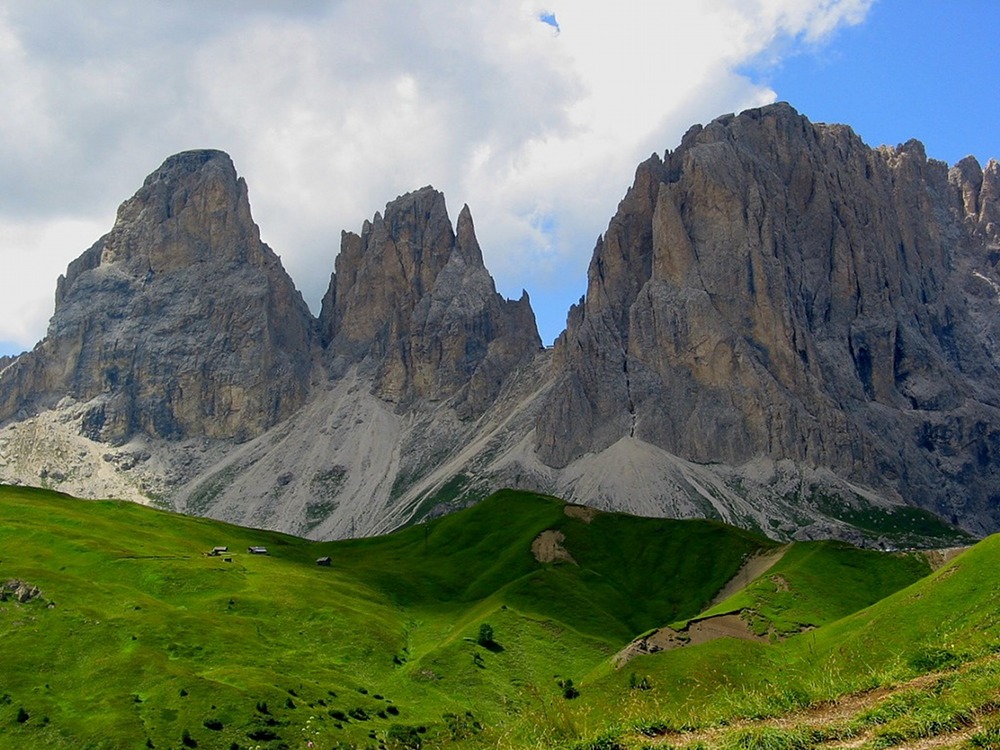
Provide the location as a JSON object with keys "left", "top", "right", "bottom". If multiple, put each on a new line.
{"left": 0, "top": 0, "right": 998, "bottom": 356}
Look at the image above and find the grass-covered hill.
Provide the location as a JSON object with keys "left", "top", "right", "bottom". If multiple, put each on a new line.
{"left": 0, "top": 485, "right": 996, "bottom": 750}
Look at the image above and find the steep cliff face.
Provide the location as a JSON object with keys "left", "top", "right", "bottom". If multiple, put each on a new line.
{"left": 2, "top": 110, "right": 998, "bottom": 543}
{"left": 536, "top": 103, "right": 1000, "bottom": 533}
{"left": 0, "top": 150, "right": 316, "bottom": 443}
{"left": 319, "top": 186, "right": 541, "bottom": 417}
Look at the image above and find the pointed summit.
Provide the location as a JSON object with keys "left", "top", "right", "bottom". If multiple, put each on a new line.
{"left": 455, "top": 204, "right": 484, "bottom": 266}
{"left": 1, "top": 150, "right": 315, "bottom": 442}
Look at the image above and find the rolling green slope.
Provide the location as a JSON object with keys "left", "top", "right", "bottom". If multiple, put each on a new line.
{"left": 0, "top": 485, "right": 994, "bottom": 750}
{"left": 592, "top": 536, "right": 1000, "bottom": 749}
{"left": 691, "top": 540, "right": 933, "bottom": 636}
{"left": 0, "top": 486, "right": 766, "bottom": 749}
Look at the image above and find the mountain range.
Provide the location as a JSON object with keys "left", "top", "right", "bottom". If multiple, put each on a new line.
{"left": 1, "top": 102, "right": 998, "bottom": 544}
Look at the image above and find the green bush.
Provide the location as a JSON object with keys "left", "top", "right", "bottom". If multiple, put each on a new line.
{"left": 629, "top": 672, "right": 652, "bottom": 690}
{"left": 722, "top": 726, "right": 812, "bottom": 750}
{"left": 969, "top": 726, "right": 1000, "bottom": 747}
{"left": 562, "top": 678, "right": 580, "bottom": 700}
{"left": 477, "top": 623, "right": 494, "bottom": 646}
{"left": 909, "top": 646, "right": 959, "bottom": 672}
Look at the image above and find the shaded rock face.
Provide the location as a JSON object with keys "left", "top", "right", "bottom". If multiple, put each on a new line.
{"left": 0, "top": 150, "right": 316, "bottom": 442}
{"left": 537, "top": 103, "right": 1000, "bottom": 533}
{"left": 320, "top": 186, "right": 541, "bottom": 416}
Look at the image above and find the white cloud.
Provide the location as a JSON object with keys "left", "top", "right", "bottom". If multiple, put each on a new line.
{"left": 0, "top": 217, "right": 108, "bottom": 351}
{"left": 0, "top": 0, "right": 872, "bottom": 352}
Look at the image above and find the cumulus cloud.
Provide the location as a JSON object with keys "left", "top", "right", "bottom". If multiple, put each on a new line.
{"left": 0, "top": 0, "right": 872, "bottom": 351}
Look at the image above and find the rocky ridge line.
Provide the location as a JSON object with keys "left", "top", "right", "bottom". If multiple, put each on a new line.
{"left": 1, "top": 105, "right": 999, "bottom": 543}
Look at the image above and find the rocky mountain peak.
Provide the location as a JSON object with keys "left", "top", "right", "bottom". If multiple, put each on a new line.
{"left": 537, "top": 102, "right": 1000, "bottom": 533}
{"left": 0, "top": 150, "right": 315, "bottom": 443}
{"left": 56, "top": 150, "right": 257, "bottom": 307}
{"left": 455, "top": 204, "right": 485, "bottom": 266}
{"left": 321, "top": 187, "right": 540, "bottom": 413}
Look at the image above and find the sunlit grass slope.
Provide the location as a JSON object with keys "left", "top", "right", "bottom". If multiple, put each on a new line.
{"left": 0, "top": 486, "right": 766, "bottom": 749}
{"left": 692, "top": 540, "right": 932, "bottom": 635}
{"left": 0, "top": 484, "right": 992, "bottom": 750}
{"left": 591, "top": 535, "right": 1000, "bottom": 750}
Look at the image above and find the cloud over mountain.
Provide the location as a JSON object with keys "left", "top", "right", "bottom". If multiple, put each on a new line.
{"left": 0, "top": 1, "right": 873, "bottom": 351}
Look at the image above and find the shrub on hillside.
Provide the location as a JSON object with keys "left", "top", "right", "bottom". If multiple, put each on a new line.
{"left": 477, "top": 623, "right": 494, "bottom": 646}
{"left": 629, "top": 672, "right": 652, "bottom": 690}
{"left": 444, "top": 711, "right": 482, "bottom": 740}
{"left": 560, "top": 678, "right": 580, "bottom": 700}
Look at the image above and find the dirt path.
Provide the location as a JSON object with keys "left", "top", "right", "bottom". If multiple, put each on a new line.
{"left": 639, "top": 654, "right": 998, "bottom": 749}
{"left": 708, "top": 544, "right": 790, "bottom": 607}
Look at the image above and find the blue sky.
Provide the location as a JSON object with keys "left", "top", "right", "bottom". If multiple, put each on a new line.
{"left": 0, "top": 1, "right": 998, "bottom": 358}
{"left": 752, "top": 0, "right": 999, "bottom": 168}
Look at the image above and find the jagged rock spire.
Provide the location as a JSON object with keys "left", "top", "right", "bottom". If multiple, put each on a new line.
{"left": 320, "top": 186, "right": 541, "bottom": 415}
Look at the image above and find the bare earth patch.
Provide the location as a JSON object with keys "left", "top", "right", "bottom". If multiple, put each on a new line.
{"left": 922, "top": 546, "right": 969, "bottom": 571}
{"left": 614, "top": 545, "right": 791, "bottom": 667}
{"left": 531, "top": 529, "right": 577, "bottom": 565}
{"left": 564, "top": 504, "right": 598, "bottom": 523}
{"left": 614, "top": 611, "right": 768, "bottom": 667}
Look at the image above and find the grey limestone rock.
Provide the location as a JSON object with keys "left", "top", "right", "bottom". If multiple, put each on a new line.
{"left": 320, "top": 186, "right": 542, "bottom": 416}
{"left": 0, "top": 150, "right": 316, "bottom": 443}
{"left": 536, "top": 103, "right": 1000, "bottom": 534}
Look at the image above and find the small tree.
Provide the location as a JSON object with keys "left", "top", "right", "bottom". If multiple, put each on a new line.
{"left": 561, "top": 679, "right": 580, "bottom": 700}
{"left": 477, "top": 623, "right": 494, "bottom": 646}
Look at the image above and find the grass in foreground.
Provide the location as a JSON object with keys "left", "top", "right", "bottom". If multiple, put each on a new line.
{"left": 0, "top": 484, "right": 995, "bottom": 750}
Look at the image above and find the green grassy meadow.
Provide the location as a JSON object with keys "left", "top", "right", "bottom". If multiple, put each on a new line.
{"left": 0, "top": 485, "right": 997, "bottom": 750}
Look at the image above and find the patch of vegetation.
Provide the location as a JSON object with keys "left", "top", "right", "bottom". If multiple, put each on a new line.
{"left": 386, "top": 723, "right": 424, "bottom": 749}
{"left": 310, "top": 466, "right": 348, "bottom": 500}
{"left": 186, "top": 465, "right": 241, "bottom": 515}
{"left": 303, "top": 499, "right": 339, "bottom": 530}
{"left": 560, "top": 678, "right": 580, "bottom": 700}
{"left": 409, "top": 473, "right": 474, "bottom": 524}
{"left": 809, "top": 489, "right": 972, "bottom": 547}
{"left": 720, "top": 726, "right": 812, "bottom": 750}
